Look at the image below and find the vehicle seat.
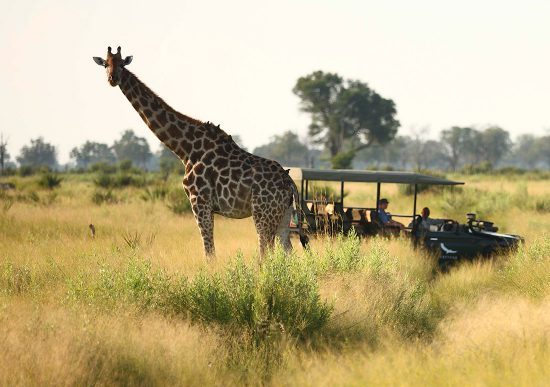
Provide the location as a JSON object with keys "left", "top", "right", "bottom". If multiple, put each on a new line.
{"left": 370, "top": 209, "right": 400, "bottom": 237}
{"left": 370, "top": 210, "right": 383, "bottom": 226}
{"left": 301, "top": 201, "right": 317, "bottom": 232}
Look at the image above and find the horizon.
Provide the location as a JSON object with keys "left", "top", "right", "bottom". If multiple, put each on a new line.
{"left": 1, "top": 0, "right": 549, "bottom": 163}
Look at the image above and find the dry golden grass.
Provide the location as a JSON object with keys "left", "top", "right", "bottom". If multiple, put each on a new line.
{"left": 0, "top": 173, "right": 549, "bottom": 386}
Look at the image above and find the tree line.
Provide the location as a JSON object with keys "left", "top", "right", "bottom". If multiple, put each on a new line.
{"left": 252, "top": 127, "right": 550, "bottom": 172}
{"left": 1, "top": 70, "right": 548, "bottom": 175}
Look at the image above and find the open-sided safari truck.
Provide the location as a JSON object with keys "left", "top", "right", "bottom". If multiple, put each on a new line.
{"left": 287, "top": 168, "right": 523, "bottom": 268}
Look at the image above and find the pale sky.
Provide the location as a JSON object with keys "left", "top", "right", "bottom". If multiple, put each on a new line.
{"left": 1, "top": 0, "right": 549, "bottom": 163}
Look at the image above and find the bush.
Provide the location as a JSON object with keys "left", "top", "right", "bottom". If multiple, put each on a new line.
{"left": 37, "top": 172, "right": 63, "bottom": 189}
{"left": 166, "top": 189, "right": 192, "bottom": 214}
{"left": 94, "top": 173, "right": 114, "bottom": 189}
{"left": 89, "top": 162, "right": 117, "bottom": 174}
{"left": 140, "top": 185, "right": 169, "bottom": 202}
{"left": 68, "top": 247, "right": 332, "bottom": 342}
{"left": 533, "top": 199, "right": 550, "bottom": 213}
{"left": 496, "top": 237, "right": 550, "bottom": 299}
{"left": 461, "top": 161, "right": 493, "bottom": 175}
{"left": 91, "top": 189, "right": 118, "bottom": 205}
{"left": 118, "top": 160, "right": 133, "bottom": 172}
{"left": 93, "top": 172, "right": 147, "bottom": 189}
{"left": 319, "top": 230, "right": 362, "bottom": 273}
{"left": 494, "top": 166, "right": 526, "bottom": 175}
{"left": 398, "top": 170, "right": 449, "bottom": 196}
{"left": 18, "top": 165, "right": 35, "bottom": 177}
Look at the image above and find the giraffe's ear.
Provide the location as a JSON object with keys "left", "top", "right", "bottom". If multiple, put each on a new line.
{"left": 123, "top": 56, "right": 133, "bottom": 66}
{"left": 93, "top": 57, "right": 106, "bottom": 66}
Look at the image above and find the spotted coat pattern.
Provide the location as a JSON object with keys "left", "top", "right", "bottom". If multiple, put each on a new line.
{"left": 95, "top": 47, "right": 299, "bottom": 258}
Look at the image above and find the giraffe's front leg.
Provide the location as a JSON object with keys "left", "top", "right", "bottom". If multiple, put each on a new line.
{"left": 191, "top": 200, "right": 215, "bottom": 258}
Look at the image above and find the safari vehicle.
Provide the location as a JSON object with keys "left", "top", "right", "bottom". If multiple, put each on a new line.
{"left": 287, "top": 168, "right": 523, "bottom": 268}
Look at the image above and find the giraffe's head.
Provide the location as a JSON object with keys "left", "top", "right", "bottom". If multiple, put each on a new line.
{"left": 93, "top": 46, "right": 133, "bottom": 87}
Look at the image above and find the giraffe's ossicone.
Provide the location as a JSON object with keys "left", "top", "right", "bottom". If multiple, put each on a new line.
{"left": 93, "top": 46, "right": 307, "bottom": 258}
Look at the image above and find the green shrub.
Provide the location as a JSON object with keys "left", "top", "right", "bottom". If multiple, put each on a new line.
{"left": 461, "top": 161, "right": 493, "bottom": 175}
{"left": 18, "top": 165, "right": 35, "bottom": 176}
{"left": 166, "top": 189, "right": 192, "bottom": 214}
{"left": 68, "top": 247, "right": 332, "bottom": 342}
{"left": 254, "top": 247, "right": 332, "bottom": 339}
{"left": 94, "top": 172, "right": 147, "bottom": 189}
{"left": 322, "top": 230, "right": 362, "bottom": 272}
{"left": 118, "top": 160, "right": 133, "bottom": 172}
{"left": 496, "top": 237, "right": 550, "bottom": 299}
{"left": 533, "top": 199, "right": 550, "bottom": 213}
{"left": 91, "top": 189, "right": 118, "bottom": 205}
{"left": 398, "top": 170, "right": 449, "bottom": 196}
{"left": 94, "top": 173, "right": 114, "bottom": 188}
{"left": 140, "top": 185, "right": 169, "bottom": 202}
{"left": 89, "top": 162, "right": 117, "bottom": 174}
{"left": 495, "top": 166, "right": 526, "bottom": 175}
{"left": 37, "top": 172, "right": 63, "bottom": 189}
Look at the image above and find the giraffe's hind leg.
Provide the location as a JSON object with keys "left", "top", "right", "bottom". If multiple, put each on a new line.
{"left": 276, "top": 206, "right": 293, "bottom": 253}
{"left": 252, "top": 203, "right": 284, "bottom": 259}
{"left": 252, "top": 200, "right": 291, "bottom": 258}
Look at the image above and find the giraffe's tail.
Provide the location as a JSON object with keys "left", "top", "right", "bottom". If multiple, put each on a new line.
{"left": 288, "top": 178, "right": 310, "bottom": 249}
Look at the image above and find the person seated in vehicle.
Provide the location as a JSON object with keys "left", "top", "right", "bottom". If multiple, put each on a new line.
{"left": 376, "top": 198, "right": 405, "bottom": 230}
{"left": 358, "top": 209, "right": 378, "bottom": 236}
{"left": 410, "top": 207, "right": 444, "bottom": 232}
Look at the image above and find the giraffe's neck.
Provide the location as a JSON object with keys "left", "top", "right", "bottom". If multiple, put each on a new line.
{"left": 118, "top": 69, "right": 202, "bottom": 161}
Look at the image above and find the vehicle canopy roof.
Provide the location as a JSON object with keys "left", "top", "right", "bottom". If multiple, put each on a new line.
{"left": 287, "top": 168, "right": 464, "bottom": 186}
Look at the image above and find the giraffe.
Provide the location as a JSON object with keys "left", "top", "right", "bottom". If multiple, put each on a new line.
{"left": 93, "top": 46, "right": 307, "bottom": 258}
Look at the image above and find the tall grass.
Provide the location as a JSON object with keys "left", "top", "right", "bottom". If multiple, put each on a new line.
{"left": 1, "top": 173, "right": 549, "bottom": 385}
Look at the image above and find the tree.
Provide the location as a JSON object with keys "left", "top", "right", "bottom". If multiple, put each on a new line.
{"left": 440, "top": 127, "right": 480, "bottom": 171}
{"left": 478, "top": 126, "right": 511, "bottom": 166}
{"left": 112, "top": 130, "right": 152, "bottom": 169}
{"left": 253, "top": 131, "right": 311, "bottom": 167}
{"left": 70, "top": 141, "right": 116, "bottom": 169}
{"left": 0, "top": 133, "right": 9, "bottom": 175}
{"left": 538, "top": 135, "right": 550, "bottom": 168}
{"left": 293, "top": 71, "right": 399, "bottom": 168}
{"left": 16, "top": 137, "right": 57, "bottom": 169}
{"left": 512, "top": 134, "right": 538, "bottom": 169}
{"left": 157, "top": 145, "right": 183, "bottom": 176}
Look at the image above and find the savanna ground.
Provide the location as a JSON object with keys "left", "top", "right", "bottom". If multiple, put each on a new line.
{"left": 1, "top": 171, "right": 549, "bottom": 386}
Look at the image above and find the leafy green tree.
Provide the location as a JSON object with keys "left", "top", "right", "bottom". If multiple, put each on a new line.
{"left": 440, "top": 127, "right": 480, "bottom": 171}
{"left": 253, "top": 131, "right": 311, "bottom": 167}
{"left": 70, "top": 141, "right": 116, "bottom": 169}
{"left": 478, "top": 126, "right": 511, "bottom": 166}
{"left": 356, "top": 135, "right": 409, "bottom": 169}
{"left": 16, "top": 137, "right": 57, "bottom": 169}
{"left": 112, "top": 130, "right": 152, "bottom": 169}
{"left": 512, "top": 134, "right": 538, "bottom": 169}
{"left": 293, "top": 71, "right": 399, "bottom": 168}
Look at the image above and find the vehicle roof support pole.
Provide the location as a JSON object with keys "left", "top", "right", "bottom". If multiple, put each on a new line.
{"left": 300, "top": 179, "right": 305, "bottom": 224}
{"left": 413, "top": 184, "right": 418, "bottom": 217}
{"left": 305, "top": 180, "right": 309, "bottom": 201}
{"left": 376, "top": 182, "right": 381, "bottom": 211}
{"left": 340, "top": 181, "right": 344, "bottom": 204}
